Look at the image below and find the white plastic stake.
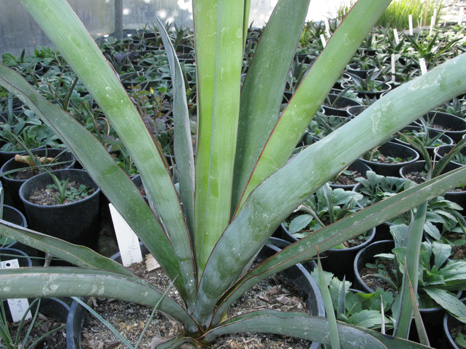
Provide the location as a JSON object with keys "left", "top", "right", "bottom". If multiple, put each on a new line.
{"left": 393, "top": 28, "right": 400, "bottom": 45}
{"left": 459, "top": 8, "right": 464, "bottom": 25}
{"left": 109, "top": 204, "right": 143, "bottom": 266}
{"left": 419, "top": 58, "right": 427, "bottom": 75}
{"left": 391, "top": 54, "right": 396, "bottom": 83}
{"left": 324, "top": 18, "right": 331, "bottom": 38}
{"left": 409, "top": 14, "right": 413, "bottom": 35}
{"left": 1, "top": 259, "right": 32, "bottom": 322}
{"left": 320, "top": 34, "right": 327, "bottom": 47}
{"left": 429, "top": 16, "right": 435, "bottom": 36}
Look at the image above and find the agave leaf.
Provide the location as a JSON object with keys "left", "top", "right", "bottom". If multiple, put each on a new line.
{"left": 212, "top": 166, "right": 466, "bottom": 323}
{"left": 0, "top": 267, "right": 199, "bottom": 333}
{"left": 202, "top": 311, "right": 429, "bottom": 348}
{"left": 237, "top": 0, "right": 392, "bottom": 209}
{"left": 193, "top": 1, "right": 245, "bottom": 271}
{"left": 17, "top": 0, "right": 197, "bottom": 307}
{"left": 153, "top": 17, "right": 195, "bottom": 235}
{"left": 232, "top": 0, "right": 311, "bottom": 209}
{"left": 0, "top": 64, "right": 188, "bottom": 292}
{"left": 196, "top": 53, "right": 466, "bottom": 325}
{"left": 0, "top": 222, "right": 132, "bottom": 276}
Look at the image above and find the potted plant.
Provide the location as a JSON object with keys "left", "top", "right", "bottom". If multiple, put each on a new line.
{"left": 311, "top": 269, "right": 395, "bottom": 332}
{"left": 393, "top": 125, "right": 454, "bottom": 155}
{"left": 353, "top": 237, "right": 466, "bottom": 344}
{"left": 360, "top": 141, "right": 420, "bottom": 177}
{"left": 0, "top": 148, "right": 75, "bottom": 210}
{"left": 280, "top": 184, "right": 376, "bottom": 283}
{"left": 18, "top": 169, "right": 100, "bottom": 249}
{"left": 415, "top": 111, "right": 466, "bottom": 143}
{"left": 435, "top": 144, "right": 466, "bottom": 167}
{"left": 0, "top": 0, "right": 466, "bottom": 347}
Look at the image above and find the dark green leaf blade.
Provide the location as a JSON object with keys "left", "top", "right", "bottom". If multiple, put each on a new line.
{"left": 203, "top": 311, "right": 429, "bottom": 348}
{"left": 0, "top": 267, "right": 198, "bottom": 333}
{"left": 232, "top": 0, "right": 311, "bottom": 209}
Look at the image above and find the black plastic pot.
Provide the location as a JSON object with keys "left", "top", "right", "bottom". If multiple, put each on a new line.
{"left": 345, "top": 63, "right": 376, "bottom": 78}
{"left": 342, "top": 81, "right": 392, "bottom": 100}
{"left": 0, "top": 148, "right": 75, "bottom": 211}
{"left": 330, "top": 159, "right": 372, "bottom": 191}
{"left": 322, "top": 94, "right": 361, "bottom": 117}
{"left": 400, "top": 160, "right": 466, "bottom": 210}
{"left": 354, "top": 240, "right": 456, "bottom": 343}
{"left": 19, "top": 169, "right": 101, "bottom": 248}
{"left": 0, "top": 246, "right": 32, "bottom": 267}
{"left": 2, "top": 204, "right": 27, "bottom": 228}
{"left": 279, "top": 222, "right": 376, "bottom": 284}
{"left": 346, "top": 105, "right": 369, "bottom": 118}
{"left": 443, "top": 297, "right": 466, "bottom": 349}
{"left": 434, "top": 145, "right": 466, "bottom": 167}
{"left": 359, "top": 141, "right": 420, "bottom": 177}
{"left": 67, "top": 241, "right": 325, "bottom": 348}
{"left": 415, "top": 111, "right": 466, "bottom": 143}
{"left": 393, "top": 125, "right": 454, "bottom": 156}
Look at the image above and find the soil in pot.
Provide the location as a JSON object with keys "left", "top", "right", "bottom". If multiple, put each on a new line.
{"left": 400, "top": 161, "right": 466, "bottom": 209}
{"left": 26, "top": 179, "right": 95, "bottom": 206}
{"left": 19, "top": 169, "right": 101, "bottom": 249}
{"left": 77, "top": 255, "right": 317, "bottom": 348}
{"left": 0, "top": 148, "right": 75, "bottom": 210}
{"left": 360, "top": 141, "right": 419, "bottom": 177}
{"left": 330, "top": 160, "right": 372, "bottom": 190}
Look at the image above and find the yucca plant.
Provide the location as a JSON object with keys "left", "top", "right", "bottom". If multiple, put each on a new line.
{"left": 0, "top": 0, "right": 466, "bottom": 347}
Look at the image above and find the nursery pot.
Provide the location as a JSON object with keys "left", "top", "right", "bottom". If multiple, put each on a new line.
{"left": 434, "top": 145, "right": 466, "bottom": 167}
{"left": 354, "top": 240, "right": 455, "bottom": 341}
{"left": 278, "top": 223, "right": 376, "bottom": 284}
{"left": 329, "top": 159, "right": 372, "bottom": 191}
{"left": 415, "top": 111, "right": 466, "bottom": 143}
{"left": 322, "top": 93, "right": 361, "bottom": 117}
{"left": 393, "top": 125, "right": 454, "bottom": 156}
{"left": 359, "top": 141, "right": 420, "bottom": 177}
{"left": 346, "top": 105, "right": 369, "bottom": 118}
{"left": 400, "top": 161, "right": 466, "bottom": 210}
{"left": 0, "top": 148, "right": 75, "bottom": 211}
{"left": 19, "top": 169, "right": 101, "bottom": 248}
{"left": 345, "top": 63, "right": 376, "bottom": 78}
{"left": 443, "top": 297, "right": 466, "bottom": 349}
{"left": 67, "top": 241, "right": 325, "bottom": 349}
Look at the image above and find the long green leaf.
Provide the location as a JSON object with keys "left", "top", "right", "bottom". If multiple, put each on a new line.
{"left": 0, "top": 64, "right": 186, "bottom": 292}
{"left": 393, "top": 203, "right": 427, "bottom": 338}
{"left": 17, "top": 0, "right": 196, "bottom": 307}
{"left": 195, "top": 52, "right": 466, "bottom": 326}
{"left": 316, "top": 258, "right": 340, "bottom": 348}
{"left": 202, "top": 311, "right": 429, "bottom": 348}
{"left": 193, "top": 0, "right": 218, "bottom": 272}
{"left": 194, "top": 1, "right": 245, "bottom": 271}
{"left": 424, "top": 288, "right": 466, "bottom": 321}
{"left": 0, "top": 268, "right": 199, "bottom": 333}
{"left": 212, "top": 166, "right": 466, "bottom": 323}
{"left": 154, "top": 18, "right": 195, "bottom": 236}
{"left": 232, "top": 0, "right": 311, "bottom": 210}
{"left": 237, "top": 0, "right": 392, "bottom": 209}
{"left": 0, "top": 222, "right": 132, "bottom": 276}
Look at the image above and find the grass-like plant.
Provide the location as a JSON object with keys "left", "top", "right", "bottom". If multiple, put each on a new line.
{"left": 0, "top": 0, "right": 466, "bottom": 347}
{"left": 377, "top": 0, "right": 444, "bottom": 30}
